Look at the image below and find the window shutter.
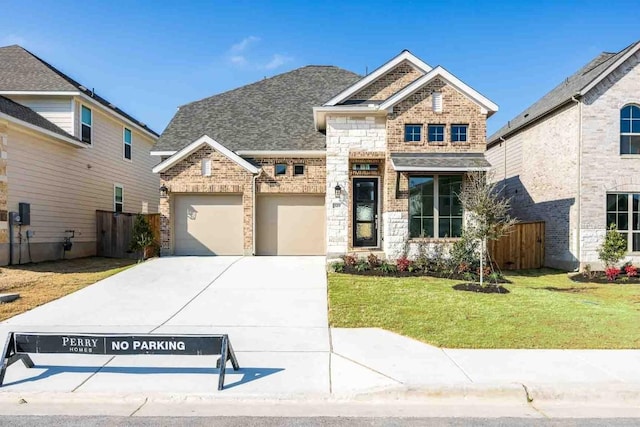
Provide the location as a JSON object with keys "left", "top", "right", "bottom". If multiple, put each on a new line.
{"left": 432, "top": 92, "right": 443, "bottom": 112}
{"left": 202, "top": 159, "right": 212, "bottom": 176}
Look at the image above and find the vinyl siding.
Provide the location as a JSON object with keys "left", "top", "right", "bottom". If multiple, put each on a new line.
{"left": 6, "top": 106, "right": 159, "bottom": 245}
{"left": 7, "top": 95, "right": 74, "bottom": 134}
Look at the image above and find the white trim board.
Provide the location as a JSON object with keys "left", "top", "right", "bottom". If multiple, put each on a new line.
{"left": 152, "top": 135, "right": 260, "bottom": 174}
{"left": 323, "top": 50, "right": 432, "bottom": 106}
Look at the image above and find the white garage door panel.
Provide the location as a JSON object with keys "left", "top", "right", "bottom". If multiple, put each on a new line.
{"left": 257, "top": 195, "right": 325, "bottom": 255}
{"left": 174, "top": 194, "right": 243, "bottom": 255}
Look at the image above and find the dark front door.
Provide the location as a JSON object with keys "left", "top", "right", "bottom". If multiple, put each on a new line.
{"left": 353, "top": 178, "right": 378, "bottom": 247}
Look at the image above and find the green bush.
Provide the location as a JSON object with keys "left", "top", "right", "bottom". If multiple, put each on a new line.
{"left": 598, "top": 223, "right": 627, "bottom": 267}
{"left": 354, "top": 259, "right": 369, "bottom": 273}
{"left": 379, "top": 261, "right": 397, "bottom": 274}
{"left": 330, "top": 261, "right": 345, "bottom": 273}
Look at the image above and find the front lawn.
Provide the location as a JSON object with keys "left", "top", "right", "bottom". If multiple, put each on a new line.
{"left": 0, "top": 257, "right": 136, "bottom": 321}
{"left": 328, "top": 269, "right": 640, "bottom": 349}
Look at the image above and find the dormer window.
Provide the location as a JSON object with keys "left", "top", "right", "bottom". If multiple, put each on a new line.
{"left": 81, "top": 105, "right": 92, "bottom": 144}
{"left": 621, "top": 105, "right": 640, "bottom": 154}
{"left": 404, "top": 124, "right": 422, "bottom": 142}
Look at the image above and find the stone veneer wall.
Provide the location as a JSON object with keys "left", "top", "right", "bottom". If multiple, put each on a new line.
{"left": 0, "top": 123, "right": 7, "bottom": 246}
{"left": 348, "top": 61, "right": 423, "bottom": 102}
{"left": 579, "top": 50, "right": 640, "bottom": 268}
{"left": 383, "top": 80, "right": 487, "bottom": 258}
{"left": 326, "top": 116, "right": 386, "bottom": 256}
{"left": 159, "top": 145, "right": 326, "bottom": 255}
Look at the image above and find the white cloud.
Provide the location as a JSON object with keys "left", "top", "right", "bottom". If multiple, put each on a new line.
{"left": 262, "top": 54, "right": 293, "bottom": 70}
{"left": 230, "top": 55, "right": 247, "bottom": 65}
{"left": 1, "top": 33, "right": 26, "bottom": 46}
{"left": 230, "top": 36, "right": 260, "bottom": 53}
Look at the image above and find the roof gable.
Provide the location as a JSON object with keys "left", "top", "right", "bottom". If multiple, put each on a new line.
{"left": 379, "top": 66, "right": 498, "bottom": 114}
{"left": 323, "top": 50, "right": 431, "bottom": 106}
{"left": 489, "top": 40, "right": 640, "bottom": 144}
{"left": 152, "top": 135, "right": 260, "bottom": 174}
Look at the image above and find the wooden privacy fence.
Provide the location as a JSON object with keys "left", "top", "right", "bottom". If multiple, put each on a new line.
{"left": 488, "top": 221, "right": 545, "bottom": 270}
{"left": 96, "top": 210, "right": 160, "bottom": 259}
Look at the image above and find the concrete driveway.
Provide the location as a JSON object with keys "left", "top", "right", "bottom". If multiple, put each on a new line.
{"left": 0, "top": 256, "right": 331, "bottom": 396}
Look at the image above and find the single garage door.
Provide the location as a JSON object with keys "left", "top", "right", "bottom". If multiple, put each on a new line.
{"left": 257, "top": 194, "right": 325, "bottom": 255}
{"left": 174, "top": 194, "right": 243, "bottom": 255}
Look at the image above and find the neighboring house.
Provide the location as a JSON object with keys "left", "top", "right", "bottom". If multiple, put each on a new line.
{"left": 0, "top": 45, "right": 160, "bottom": 265}
{"left": 486, "top": 40, "right": 640, "bottom": 270}
{"left": 152, "top": 50, "right": 498, "bottom": 258}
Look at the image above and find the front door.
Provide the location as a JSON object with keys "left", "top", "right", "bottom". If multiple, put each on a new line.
{"left": 353, "top": 178, "right": 378, "bottom": 247}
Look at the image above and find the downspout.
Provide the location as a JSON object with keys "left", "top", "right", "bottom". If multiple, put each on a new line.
{"left": 571, "top": 95, "right": 582, "bottom": 270}
{"left": 252, "top": 170, "right": 262, "bottom": 256}
{"left": 500, "top": 136, "right": 507, "bottom": 186}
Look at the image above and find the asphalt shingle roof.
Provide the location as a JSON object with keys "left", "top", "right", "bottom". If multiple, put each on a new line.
{"left": 488, "top": 41, "right": 639, "bottom": 144}
{"left": 0, "top": 45, "right": 158, "bottom": 136}
{"left": 153, "top": 66, "right": 362, "bottom": 152}
{"left": 0, "top": 95, "right": 78, "bottom": 140}
{"left": 390, "top": 152, "right": 490, "bottom": 170}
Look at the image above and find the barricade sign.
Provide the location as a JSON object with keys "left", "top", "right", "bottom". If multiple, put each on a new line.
{"left": 0, "top": 332, "right": 239, "bottom": 390}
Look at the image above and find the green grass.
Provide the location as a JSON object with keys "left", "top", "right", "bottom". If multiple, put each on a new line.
{"left": 328, "top": 269, "right": 640, "bottom": 349}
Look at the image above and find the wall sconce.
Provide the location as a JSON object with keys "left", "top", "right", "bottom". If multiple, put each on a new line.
{"left": 160, "top": 184, "right": 169, "bottom": 198}
{"left": 334, "top": 184, "right": 342, "bottom": 198}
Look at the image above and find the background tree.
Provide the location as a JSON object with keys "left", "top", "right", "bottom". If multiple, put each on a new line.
{"left": 457, "top": 171, "right": 518, "bottom": 286}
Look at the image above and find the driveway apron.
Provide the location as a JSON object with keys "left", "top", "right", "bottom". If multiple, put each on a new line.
{"left": 0, "top": 256, "right": 330, "bottom": 396}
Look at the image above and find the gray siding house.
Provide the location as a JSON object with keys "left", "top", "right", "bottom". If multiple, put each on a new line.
{"left": 486, "top": 40, "right": 640, "bottom": 270}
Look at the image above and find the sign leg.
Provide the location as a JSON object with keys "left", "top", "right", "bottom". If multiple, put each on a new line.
{"left": 0, "top": 333, "right": 15, "bottom": 387}
{"left": 217, "top": 335, "right": 228, "bottom": 391}
{"left": 227, "top": 339, "right": 239, "bottom": 371}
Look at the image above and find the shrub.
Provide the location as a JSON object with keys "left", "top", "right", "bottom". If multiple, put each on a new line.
{"left": 450, "top": 234, "right": 479, "bottom": 274}
{"left": 129, "top": 214, "right": 156, "bottom": 261}
{"left": 342, "top": 254, "right": 357, "bottom": 267}
{"left": 626, "top": 264, "right": 638, "bottom": 278}
{"left": 598, "top": 224, "right": 627, "bottom": 267}
{"left": 379, "top": 261, "right": 397, "bottom": 274}
{"left": 582, "top": 264, "right": 596, "bottom": 280}
{"left": 396, "top": 256, "right": 412, "bottom": 272}
{"left": 330, "top": 261, "right": 345, "bottom": 273}
{"left": 605, "top": 266, "right": 620, "bottom": 282}
{"left": 354, "top": 259, "right": 369, "bottom": 273}
{"left": 367, "top": 253, "right": 381, "bottom": 269}
{"left": 488, "top": 271, "right": 503, "bottom": 283}
{"left": 413, "top": 241, "right": 429, "bottom": 272}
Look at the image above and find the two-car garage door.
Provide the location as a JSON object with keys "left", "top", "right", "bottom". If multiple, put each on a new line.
{"left": 173, "top": 194, "right": 324, "bottom": 256}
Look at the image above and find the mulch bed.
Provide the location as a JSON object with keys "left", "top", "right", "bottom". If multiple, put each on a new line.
{"left": 339, "top": 265, "right": 510, "bottom": 283}
{"left": 570, "top": 273, "right": 640, "bottom": 284}
{"left": 452, "top": 283, "right": 510, "bottom": 294}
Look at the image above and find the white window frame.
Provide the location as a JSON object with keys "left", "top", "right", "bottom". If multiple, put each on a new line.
{"left": 606, "top": 192, "right": 640, "bottom": 253}
{"left": 81, "top": 105, "right": 92, "bottom": 145}
{"left": 114, "top": 184, "right": 124, "bottom": 213}
{"left": 620, "top": 104, "right": 640, "bottom": 155}
{"left": 409, "top": 174, "right": 464, "bottom": 239}
{"left": 123, "top": 127, "right": 132, "bottom": 161}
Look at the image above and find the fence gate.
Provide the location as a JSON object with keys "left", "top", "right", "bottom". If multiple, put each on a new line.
{"left": 488, "top": 221, "right": 545, "bottom": 270}
{"left": 96, "top": 210, "right": 160, "bottom": 259}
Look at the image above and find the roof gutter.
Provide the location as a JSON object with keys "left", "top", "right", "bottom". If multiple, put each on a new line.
{"left": 236, "top": 150, "right": 326, "bottom": 157}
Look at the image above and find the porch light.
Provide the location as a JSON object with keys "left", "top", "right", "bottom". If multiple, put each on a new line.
{"left": 160, "top": 184, "right": 169, "bottom": 198}
{"left": 334, "top": 184, "right": 342, "bottom": 198}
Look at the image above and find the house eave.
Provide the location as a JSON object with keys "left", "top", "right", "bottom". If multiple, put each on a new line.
{"left": 0, "top": 111, "right": 86, "bottom": 148}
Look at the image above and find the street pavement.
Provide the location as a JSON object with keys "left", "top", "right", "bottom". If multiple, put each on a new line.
{"left": 0, "top": 256, "right": 639, "bottom": 417}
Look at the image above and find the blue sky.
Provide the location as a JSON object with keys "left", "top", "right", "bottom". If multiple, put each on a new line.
{"left": 1, "top": 0, "right": 638, "bottom": 136}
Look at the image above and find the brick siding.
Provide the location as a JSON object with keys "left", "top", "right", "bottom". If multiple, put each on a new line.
{"left": 348, "top": 61, "right": 422, "bottom": 101}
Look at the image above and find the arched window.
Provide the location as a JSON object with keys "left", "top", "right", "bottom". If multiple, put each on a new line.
{"left": 621, "top": 105, "right": 640, "bottom": 154}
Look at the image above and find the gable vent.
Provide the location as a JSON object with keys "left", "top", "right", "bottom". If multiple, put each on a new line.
{"left": 432, "top": 92, "right": 443, "bottom": 112}
{"left": 201, "top": 158, "right": 212, "bottom": 177}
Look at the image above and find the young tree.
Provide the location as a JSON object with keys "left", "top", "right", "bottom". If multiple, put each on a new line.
{"left": 598, "top": 223, "right": 627, "bottom": 268}
{"left": 457, "top": 171, "right": 517, "bottom": 286}
{"left": 130, "top": 214, "right": 156, "bottom": 261}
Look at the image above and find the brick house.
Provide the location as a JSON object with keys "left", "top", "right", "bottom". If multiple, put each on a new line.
{"left": 152, "top": 51, "right": 498, "bottom": 258}
{"left": 486, "top": 40, "right": 640, "bottom": 270}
